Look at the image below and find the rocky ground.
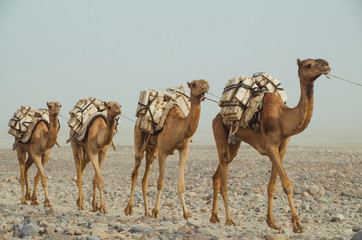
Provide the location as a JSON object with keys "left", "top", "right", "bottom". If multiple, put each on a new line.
{"left": 0, "top": 144, "right": 361, "bottom": 240}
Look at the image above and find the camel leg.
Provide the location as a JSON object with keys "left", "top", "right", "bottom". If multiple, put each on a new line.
{"left": 30, "top": 154, "right": 49, "bottom": 207}
{"left": 16, "top": 148, "right": 27, "bottom": 205}
{"left": 266, "top": 164, "right": 280, "bottom": 230}
{"left": 40, "top": 150, "right": 52, "bottom": 207}
{"left": 210, "top": 164, "right": 221, "bottom": 223}
{"left": 142, "top": 147, "right": 157, "bottom": 217}
{"left": 97, "top": 149, "right": 109, "bottom": 214}
{"left": 210, "top": 115, "right": 241, "bottom": 225}
{"left": 125, "top": 128, "right": 145, "bottom": 216}
{"left": 124, "top": 148, "right": 143, "bottom": 216}
{"left": 266, "top": 146, "right": 287, "bottom": 230}
{"left": 88, "top": 153, "right": 105, "bottom": 213}
{"left": 178, "top": 143, "right": 191, "bottom": 219}
{"left": 71, "top": 142, "right": 84, "bottom": 210}
{"left": 24, "top": 155, "right": 34, "bottom": 201}
{"left": 267, "top": 145, "right": 304, "bottom": 233}
{"left": 152, "top": 152, "right": 167, "bottom": 219}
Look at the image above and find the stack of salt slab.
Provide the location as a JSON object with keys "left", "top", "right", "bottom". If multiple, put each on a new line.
{"left": 220, "top": 76, "right": 258, "bottom": 123}
{"left": 8, "top": 106, "right": 49, "bottom": 140}
{"left": 136, "top": 86, "right": 190, "bottom": 134}
{"left": 67, "top": 97, "right": 107, "bottom": 139}
{"left": 253, "top": 72, "right": 288, "bottom": 102}
{"left": 220, "top": 73, "right": 287, "bottom": 127}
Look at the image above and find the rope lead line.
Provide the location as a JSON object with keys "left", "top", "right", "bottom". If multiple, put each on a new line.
{"left": 327, "top": 74, "right": 362, "bottom": 87}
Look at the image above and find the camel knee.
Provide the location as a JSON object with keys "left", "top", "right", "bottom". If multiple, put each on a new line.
{"left": 19, "top": 177, "right": 25, "bottom": 186}
{"left": 283, "top": 183, "right": 293, "bottom": 195}
{"left": 157, "top": 180, "right": 164, "bottom": 191}
{"left": 177, "top": 183, "right": 185, "bottom": 194}
{"left": 220, "top": 184, "right": 228, "bottom": 194}
{"left": 267, "top": 184, "right": 276, "bottom": 196}
{"left": 222, "top": 153, "right": 231, "bottom": 164}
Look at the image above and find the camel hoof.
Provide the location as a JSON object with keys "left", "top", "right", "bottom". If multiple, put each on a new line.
{"left": 151, "top": 208, "right": 160, "bottom": 219}
{"left": 31, "top": 200, "right": 40, "bottom": 206}
{"left": 183, "top": 211, "right": 191, "bottom": 219}
{"left": 99, "top": 205, "right": 107, "bottom": 214}
{"left": 20, "top": 200, "right": 28, "bottom": 205}
{"left": 267, "top": 222, "right": 281, "bottom": 231}
{"left": 124, "top": 204, "right": 134, "bottom": 216}
{"left": 145, "top": 210, "right": 152, "bottom": 217}
{"left": 77, "top": 198, "right": 84, "bottom": 209}
{"left": 44, "top": 201, "right": 52, "bottom": 208}
{"left": 25, "top": 193, "right": 31, "bottom": 201}
{"left": 293, "top": 220, "right": 305, "bottom": 233}
{"left": 210, "top": 214, "right": 220, "bottom": 224}
{"left": 225, "top": 219, "right": 236, "bottom": 226}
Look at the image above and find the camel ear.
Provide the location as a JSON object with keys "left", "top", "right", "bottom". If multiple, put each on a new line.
{"left": 47, "top": 102, "right": 50, "bottom": 108}
{"left": 297, "top": 58, "right": 302, "bottom": 67}
{"left": 104, "top": 102, "right": 108, "bottom": 108}
{"left": 187, "top": 82, "right": 191, "bottom": 88}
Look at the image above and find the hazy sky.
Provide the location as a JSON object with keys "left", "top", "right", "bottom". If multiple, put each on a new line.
{"left": 1, "top": 0, "right": 361, "bottom": 147}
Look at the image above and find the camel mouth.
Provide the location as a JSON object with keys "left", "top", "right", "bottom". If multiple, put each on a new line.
{"left": 322, "top": 66, "right": 331, "bottom": 75}
{"left": 198, "top": 80, "right": 210, "bottom": 96}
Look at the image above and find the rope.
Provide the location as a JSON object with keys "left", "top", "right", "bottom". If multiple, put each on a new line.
{"left": 326, "top": 74, "right": 362, "bottom": 87}
{"left": 120, "top": 114, "right": 136, "bottom": 123}
{"left": 206, "top": 91, "right": 221, "bottom": 100}
{"left": 202, "top": 96, "right": 220, "bottom": 104}
{"left": 59, "top": 114, "right": 69, "bottom": 121}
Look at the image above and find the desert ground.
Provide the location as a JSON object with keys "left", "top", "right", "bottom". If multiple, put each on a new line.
{"left": 0, "top": 144, "right": 361, "bottom": 240}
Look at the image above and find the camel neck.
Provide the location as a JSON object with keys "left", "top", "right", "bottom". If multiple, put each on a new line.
{"left": 183, "top": 101, "right": 201, "bottom": 139}
{"left": 99, "top": 116, "right": 116, "bottom": 147}
{"left": 45, "top": 115, "right": 59, "bottom": 149}
{"left": 283, "top": 78, "right": 315, "bottom": 137}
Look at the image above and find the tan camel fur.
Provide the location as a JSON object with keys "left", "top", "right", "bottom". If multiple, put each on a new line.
{"left": 210, "top": 59, "right": 330, "bottom": 233}
{"left": 124, "top": 79, "right": 210, "bottom": 219}
{"left": 71, "top": 101, "right": 121, "bottom": 214}
{"left": 16, "top": 102, "right": 61, "bottom": 207}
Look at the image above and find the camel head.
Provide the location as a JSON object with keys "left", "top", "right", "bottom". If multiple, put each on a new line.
{"left": 46, "top": 102, "right": 62, "bottom": 116}
{"left": 297, "top": 58, "right": 330, "bottom": 82}
{"left": 104, "top": 101, "right": 122, "bottom": 118}
{"left": 187, "top": 79, "right": 210, "bottom": 99}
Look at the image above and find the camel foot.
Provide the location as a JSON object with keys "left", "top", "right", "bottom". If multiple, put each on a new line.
{"left": 292, "top": 217, "right": 305, "bottom": 233}
{"left": 20, "top": 199, "right": 28, "bottom": 205}
{"left": 145, "top": 209, "right": 152, "bottom": 217}
{"left": 44, "top": 200, "right": 52, "bottom": 208}
{"left": 267, "top": 219, "right": 281, "bottom": 231}
{"left": 77, "top": 198, "right": 84, "bottom": 210}
{"left": 99, "top": 204, "right": 107, "bottom": 214}
{"left": 31, "top": 199, "right": 40, "bottom": 206}
{"left": 151, "top": 208, "right": 160, "bottom": 219}
{"left": 124, "top": 203, "right": 134, "bottom": 216}
{"left": 210, "top": 213, "right": 220, "bottom": 224}
{"left": 183, "top": 211, "right": 191, "bottom": 219}
{"left": 225, "top": 218, "right": 236, "bottom": 226}
{"left": 25, "top": 192, "right": 31, "bottom": 201}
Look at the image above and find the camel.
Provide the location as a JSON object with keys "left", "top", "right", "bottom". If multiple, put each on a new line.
{"left": 15, "top": 102, "right": 61, "bottom": 207}
{"left": 210, "top": 58, "right": 330, "bottom": 233}
{"left": 71, "top": 101, "right": 121, "bottom": 214}
{"left": 124, "top": 79, "right": 210, "bottom": 219}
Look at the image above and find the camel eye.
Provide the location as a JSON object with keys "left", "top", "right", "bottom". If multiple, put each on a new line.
{"left": 192, "top": 83, "right": 196, "bottom": 87}
{"left": 306, "top": 63, "right": 312, "bottom": 69}
{"left": 108, "top": 106, "right": 111, "bottom": 110}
